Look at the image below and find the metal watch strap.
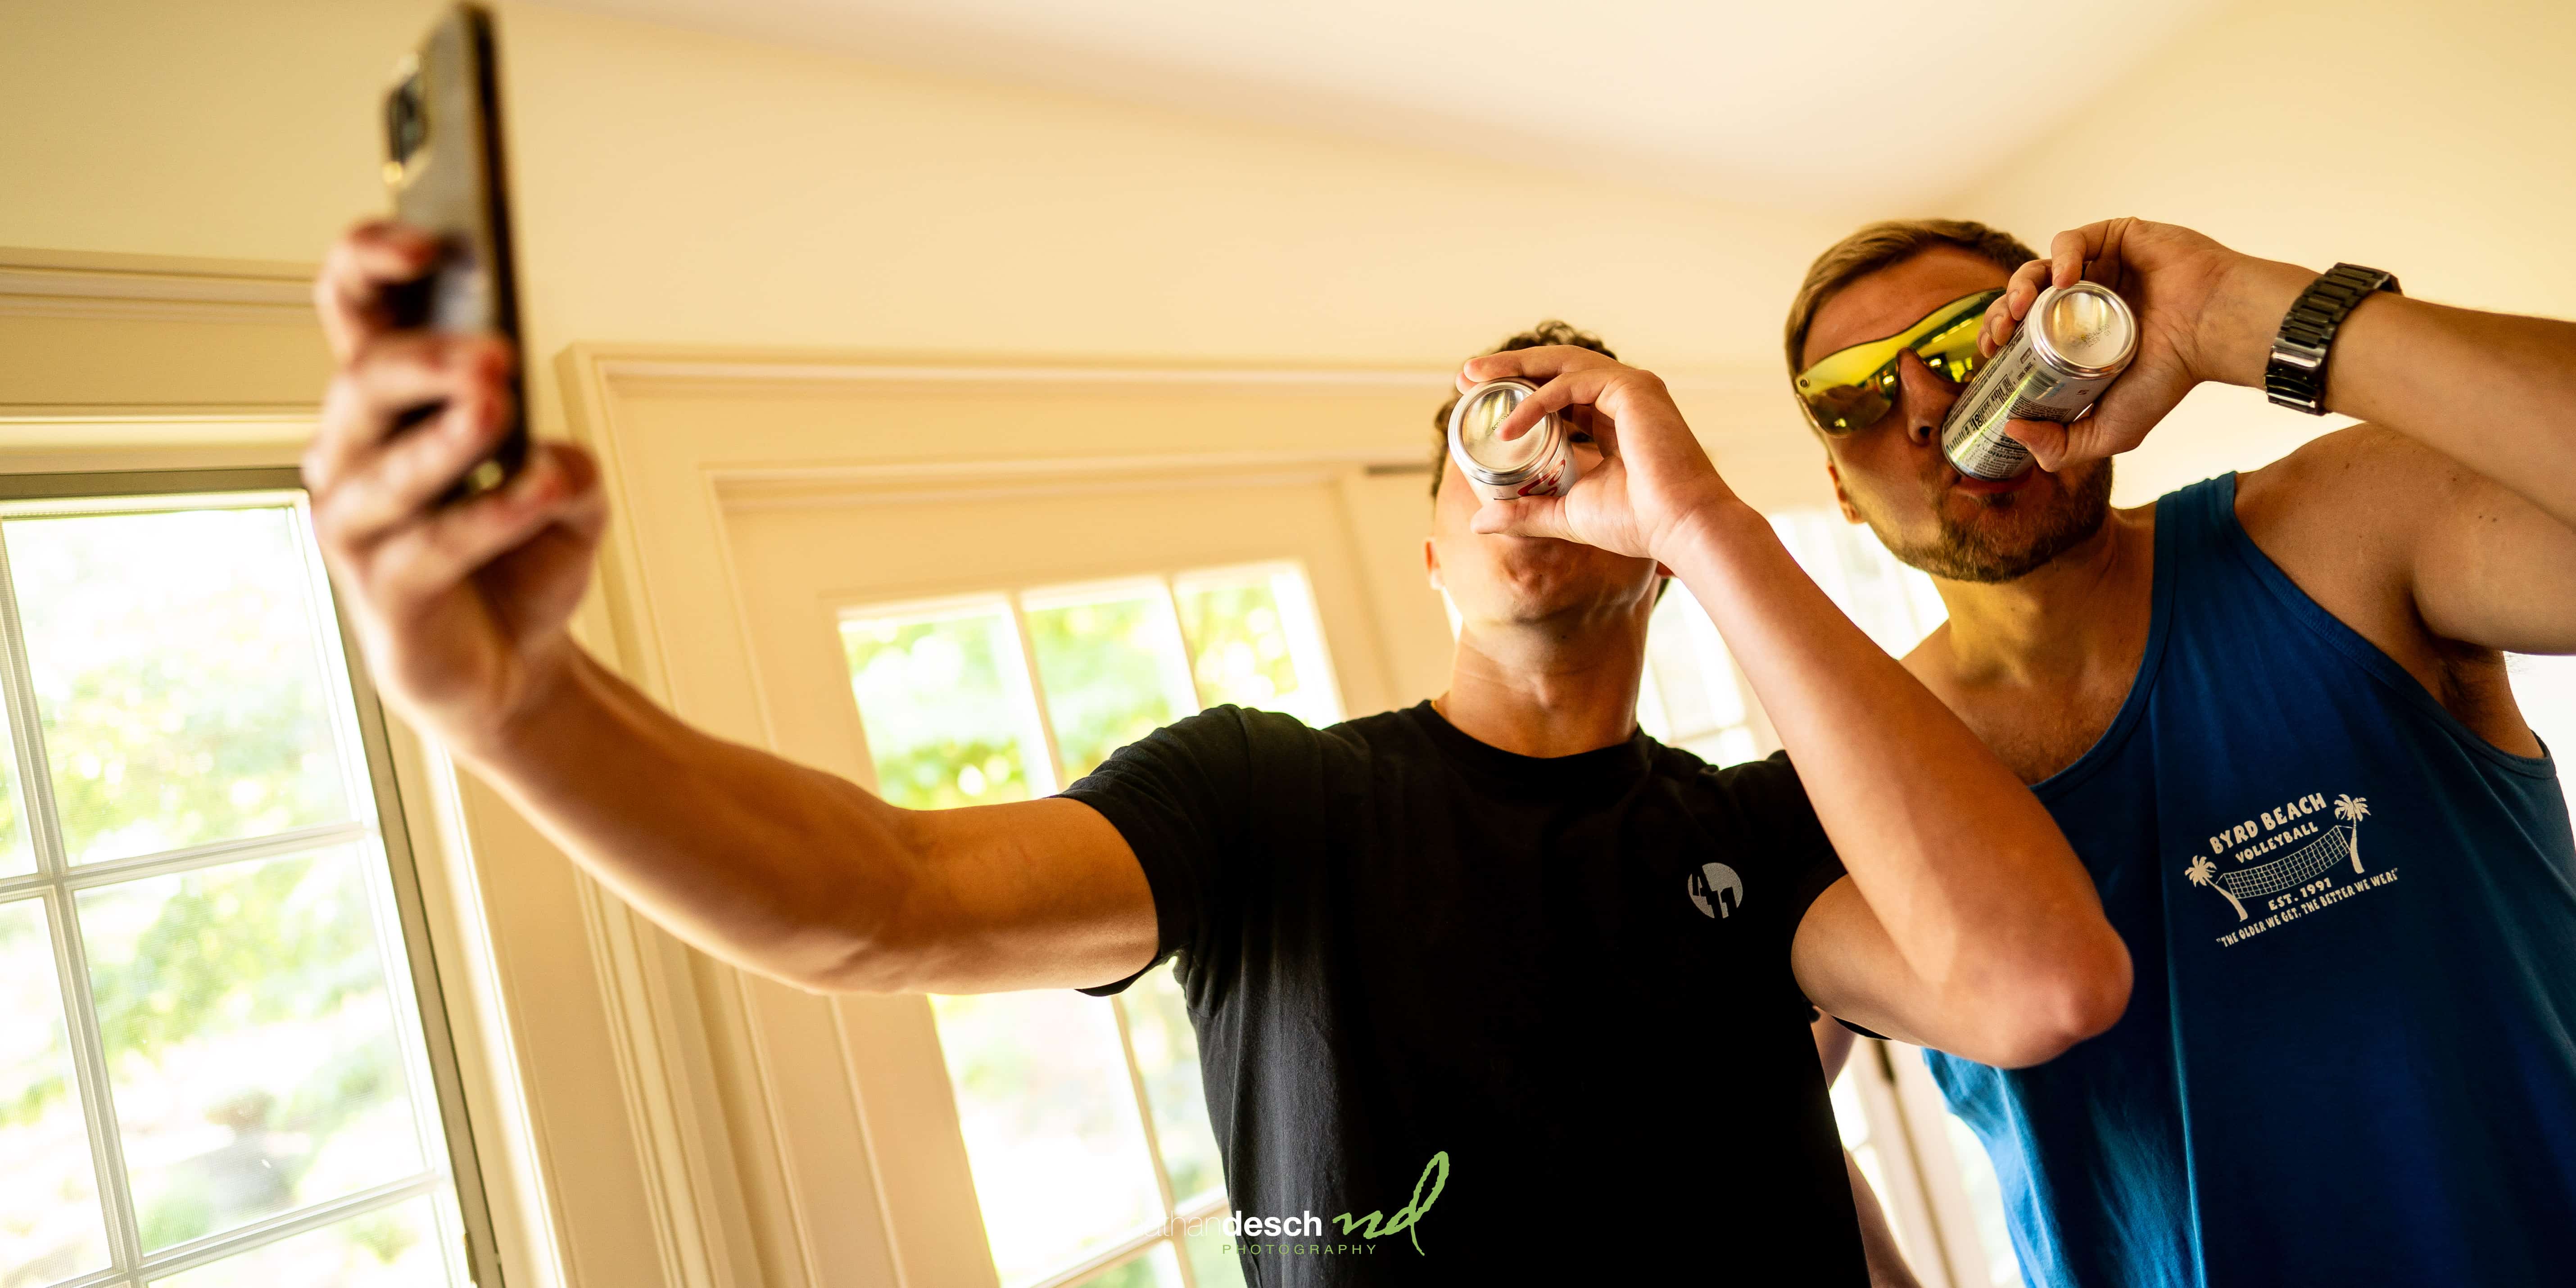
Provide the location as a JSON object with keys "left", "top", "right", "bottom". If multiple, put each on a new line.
{"left": 2266, "top": 262, "right": 2402, "bottom": 414}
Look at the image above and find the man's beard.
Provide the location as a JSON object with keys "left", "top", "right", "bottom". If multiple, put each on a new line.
{"left": 1867, "top": 460, "right": 2115, "bottom": 584}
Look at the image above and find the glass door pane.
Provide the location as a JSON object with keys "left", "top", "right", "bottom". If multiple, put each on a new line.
{"left": 1182, "top": 1222, "right": 1250, "bottom": 1288}
{"left": 845, "top": 592, "right": 1173, "bottom": 1287}
{"left": 1079, "top": 1240, "right": 1184, "bottom": 1288}
{"left": 1639, "top": 582, "right": 1759, "bottom": 766}
{"left": 929, "top": 989, "right": 1164, "bottom": 1288}
{"left": 1120, "top": 965, "right": 1224, "bottom": 1209}
{"left": 842, "top": 602, "right": 1055, "bottom": 806}
{"left": 1023, "top": 584, "right": 1198, "bottom": 782}
{"left": 1172, "top": 565, "right": 1342, "bottom": 730}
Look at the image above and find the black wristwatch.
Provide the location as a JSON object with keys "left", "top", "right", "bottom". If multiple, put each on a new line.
{"left": 2265, "top": 262, "right": 2401, "bottom": 415}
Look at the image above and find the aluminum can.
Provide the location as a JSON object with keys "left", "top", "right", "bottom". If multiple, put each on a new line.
{"left": 1940, "top": 280, "right": 2138, "bottom": 480}
{"left": 1447, "top": 378, "right": 1582, "bottom": 502}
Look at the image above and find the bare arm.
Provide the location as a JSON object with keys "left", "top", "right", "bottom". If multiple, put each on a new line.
{"left": 2205, "top": 258, "right": 2576, "bottom": 652}
{"left": 306, "top": 223, "right": 1155, "bottom": 994}
{"left": 1988, "top": 217, "right": 2576, "bottom": 652}
{"left": 470, "top": 651, "right": 1156, "bottom": 993}
{"left": 1816, "top": 1019, "right": 1925, "bottom": 1288}
{"left": 2206, "top": 257, "right": 2576, "bottom": 538}
{"left": 1461, "top": 347, "right": 2131, "bottom": 1068}
{"left": 2244, "top": 425, "right": 2576, "bottom": 658}
{"left": 1676, "top": 501, "right": 2128, "bottom": 1066}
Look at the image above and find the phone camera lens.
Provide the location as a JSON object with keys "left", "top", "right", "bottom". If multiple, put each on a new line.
{"left": 385, "top": 77, "right": 426, "bottom": 165}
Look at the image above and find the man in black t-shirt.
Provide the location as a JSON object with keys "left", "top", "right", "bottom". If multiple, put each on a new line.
{"left": 304, "top": 222, "right": 2133, "bottom": 1284}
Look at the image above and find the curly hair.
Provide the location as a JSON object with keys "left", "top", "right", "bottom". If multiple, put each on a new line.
{"left": 1427, "top": 321, "right": 1616, "bottom": 501}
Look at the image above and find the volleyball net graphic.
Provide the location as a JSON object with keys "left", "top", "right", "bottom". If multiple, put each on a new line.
{"left": 2200, "top": 825, "right": 2359, "bottom": 919}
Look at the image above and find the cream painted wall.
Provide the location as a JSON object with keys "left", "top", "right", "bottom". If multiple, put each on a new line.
{"left": 0, "top": 0, "right": 1852, "bottom": 508}
{"left": 1943, "top": 0, "right": 2576, "bottom": 506}
{"left": 0, "top": 1, "right": 445, "bottom": 263}
{"left": 12, "top": 0, "right": 2569, "bottom": 554}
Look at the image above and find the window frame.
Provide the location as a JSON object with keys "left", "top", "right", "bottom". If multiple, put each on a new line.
{"left": 0, "top": 466, "right": 505, "bottom": 1288}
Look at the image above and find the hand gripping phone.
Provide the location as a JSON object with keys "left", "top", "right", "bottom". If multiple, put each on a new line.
{"left": 380, "top": 3, "right": 527, "bottom": 501}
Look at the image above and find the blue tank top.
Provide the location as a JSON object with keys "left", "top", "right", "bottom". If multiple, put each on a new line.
{"left": 1924, "top": 473, "right": 2576, "bottom": 1288}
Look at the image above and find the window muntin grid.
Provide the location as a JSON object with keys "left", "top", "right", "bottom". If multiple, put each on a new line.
{"left": 0, "top": 474, "right": 497, "bottom": 1288}
{"left": 839, "top": 560, "right": 1341, "bottom": 1288}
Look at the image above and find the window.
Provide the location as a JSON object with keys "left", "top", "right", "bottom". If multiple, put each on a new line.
{"left": 0, "top": 473, "right": 495, "bottom": 1288}
{"left": 840, "top": 561, "right": 1341, "bottom": 1288}
{"left": 1635, "top": 581, "right": 1765, "bottom": 767}
{"left": 1631, "top": 511, "right": 1951, "bottom": 771}
{"left": 1767, "top": 511, "right": 1950, "bottom": 658}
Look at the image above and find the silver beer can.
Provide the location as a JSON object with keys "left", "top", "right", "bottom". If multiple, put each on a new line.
{"left": 1447, "top": 378, "right": 1583, "bottom": 502}
{"left": 1940, "top": 280, "right": 2138, "bottom": 481}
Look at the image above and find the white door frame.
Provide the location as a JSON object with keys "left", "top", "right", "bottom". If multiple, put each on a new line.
{"left": 552, "top": 343, "right": 1458, "bottom": 1287}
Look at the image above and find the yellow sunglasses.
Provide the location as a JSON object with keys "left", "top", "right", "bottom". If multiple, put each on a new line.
{"left": 1795, "top": 289, "right": 2003, "bottom": 434}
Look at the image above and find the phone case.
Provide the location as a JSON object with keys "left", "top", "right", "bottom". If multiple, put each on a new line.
{"left": 383, "top": 3, "right": 527, "bottom": 500}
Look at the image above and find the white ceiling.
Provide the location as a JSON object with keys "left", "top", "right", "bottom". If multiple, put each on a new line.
{"left": 534, "top": 0, "right": 2227, "bottom": 214}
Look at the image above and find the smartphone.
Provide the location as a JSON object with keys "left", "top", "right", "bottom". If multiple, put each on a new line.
{"left": 381, "top": 3, "right": 526, "bottom": 501}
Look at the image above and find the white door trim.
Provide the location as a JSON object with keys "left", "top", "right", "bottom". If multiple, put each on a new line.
{"left": 557, "top": 341, "right": 1465, "bottom": 1287}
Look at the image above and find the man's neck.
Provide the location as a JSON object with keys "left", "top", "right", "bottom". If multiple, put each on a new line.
{"left": 1932, "top": 506, "right": 2156, "bottom": 687}
{"left": 1435, "top": 613, "right": 1648, "bottom": 759}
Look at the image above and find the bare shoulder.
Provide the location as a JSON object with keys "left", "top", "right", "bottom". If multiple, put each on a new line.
{"left": 2234, "top": 426, "right": 2430, "bottom": 602}
{"left": 2233, "top": 424, "right": 2508, "bottom": 712}
{"left": 2236, "top": 424, "right": 2476, "bottom": 554}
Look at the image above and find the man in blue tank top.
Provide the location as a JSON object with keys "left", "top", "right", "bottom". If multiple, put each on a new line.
{"left": 1779, "top": 216, "right": 2576, "bottom": 1287}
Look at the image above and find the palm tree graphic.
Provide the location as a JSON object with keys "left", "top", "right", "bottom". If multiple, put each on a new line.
{"left": 2332, "top": 795, "right": 2371, "bottom": 872}
{"left": 2186, "top": 855, "right": 2246, "bottom": 921}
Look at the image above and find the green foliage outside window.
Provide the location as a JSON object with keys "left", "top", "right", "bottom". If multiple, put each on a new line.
{"left": 11, "top": 510, "right": 352, "bottom": 866}
{"left": 1174, "top": 583, "right": 1300, "bottom": 712}
{"left": 843, "top": 613, "right": 1040, "bottom": 809}
{"left": 1027, "top": 597, "right": 1184, "bottom": 782}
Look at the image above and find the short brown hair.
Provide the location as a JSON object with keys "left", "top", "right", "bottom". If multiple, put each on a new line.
{"left": 1428, "top": 320, "right": 1616, "bottom": 500}
{"left": 1782, "top": 219, "right": 2037, "bottom": 379}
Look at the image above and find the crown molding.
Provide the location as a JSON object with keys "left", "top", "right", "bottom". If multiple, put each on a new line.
{"left": 0, "top": 247, "right": 316, "bottom": 325}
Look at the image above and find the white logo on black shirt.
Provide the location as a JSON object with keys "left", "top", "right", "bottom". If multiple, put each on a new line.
{"left": 1688, "top": 863, "right": 1744, "bottom": 919}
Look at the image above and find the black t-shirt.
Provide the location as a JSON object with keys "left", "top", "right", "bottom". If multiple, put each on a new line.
{"left": 1064, "top": 701, "right": 1864, "bottom": 1284}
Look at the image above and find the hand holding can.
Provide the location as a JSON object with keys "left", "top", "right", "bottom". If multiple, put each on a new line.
{"left": 1942, "top": 281, "right": 2138, "bottom": 480}
{"left": 1448, "top": 346, "right": 1740, "bottom": 562}
{"left": 1448, "top": 379, "right": 1584, "bottom": 501}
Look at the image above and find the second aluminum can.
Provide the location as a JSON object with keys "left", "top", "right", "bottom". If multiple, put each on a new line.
{"left": 1940, "top": 280, "right": 2138, "bottom": 481}
{"left": 1447, "top": 378, "right": 1583, "bottom": 502}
